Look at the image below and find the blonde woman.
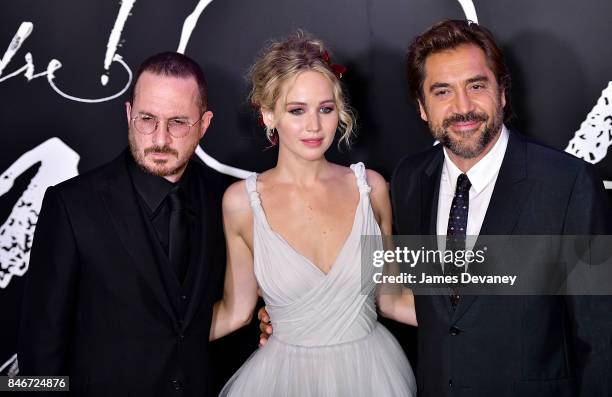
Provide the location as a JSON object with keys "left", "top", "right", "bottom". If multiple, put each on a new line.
{"left": 210, "top": 32, "right": 416, "bottom": 396}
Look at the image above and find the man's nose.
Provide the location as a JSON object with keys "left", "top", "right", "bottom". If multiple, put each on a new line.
{"left": 453, "top": 90, "right": 476, "bottom": 115}
{"left": 151, "top": 120, "right": 171, "bottom": 146}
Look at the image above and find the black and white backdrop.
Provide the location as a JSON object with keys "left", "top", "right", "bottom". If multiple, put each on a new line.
{"left": 1, "top": 0, "right": 611, "bottom": 381}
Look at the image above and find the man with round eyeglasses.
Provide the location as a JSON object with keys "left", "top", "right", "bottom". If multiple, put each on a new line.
{"left": 127, "top": 69, "right": 211, "bottom": 183}
{"left": 19, "top": 52, "right": 231, "bottom": 397}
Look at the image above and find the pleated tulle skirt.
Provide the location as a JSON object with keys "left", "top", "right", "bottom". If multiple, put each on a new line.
{"left": 219, "top": 323, "right": 416, "bottom": 397}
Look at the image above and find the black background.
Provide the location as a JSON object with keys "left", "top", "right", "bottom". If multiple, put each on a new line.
{"left": 1, "top": 0, "right": 611, "bottom": 386}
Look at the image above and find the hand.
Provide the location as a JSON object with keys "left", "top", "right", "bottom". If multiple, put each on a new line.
{"left": 257, "top": 306, "right": 273, "bottom": 347}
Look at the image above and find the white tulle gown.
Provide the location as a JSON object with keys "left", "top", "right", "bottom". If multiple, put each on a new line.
{"left": 220, "top": 163, "right": 416, "bottom": 397}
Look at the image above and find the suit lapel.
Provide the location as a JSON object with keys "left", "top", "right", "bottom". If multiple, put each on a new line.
{"left": 100, "top": 152, "right": 176, "bottom": 321}
{"left": 183, "top": 165, "right": 222, "bottom": 328}
{"left": 420, "top": 148, "right": 454, "bottom": 313}
{"left": 479, "top": 131, "right": 531, "bottom": 236}
{"left": 421, "top": 149, "right": 443, "bottom": 236}
{"left": 452, "top": 131, "right": 533, "bottom": 322}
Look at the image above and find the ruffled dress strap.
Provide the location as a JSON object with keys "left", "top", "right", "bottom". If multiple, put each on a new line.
{"left": 244, "top": 172, "right": 262, "bottom": 209}
{"left": 349, "top": 162, "right": 372, "bottom": 195}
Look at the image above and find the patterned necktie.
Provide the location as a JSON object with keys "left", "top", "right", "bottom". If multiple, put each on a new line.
{"left": 168, "top": 186, "right": 189, "bottom": 283}
{"left": 446, "top": 173, "right": 471, "bottom": 308}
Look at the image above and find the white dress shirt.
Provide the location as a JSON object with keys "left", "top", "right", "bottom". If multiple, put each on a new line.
{"left": 436, "top": 125, "right": 509, "bottom": 240}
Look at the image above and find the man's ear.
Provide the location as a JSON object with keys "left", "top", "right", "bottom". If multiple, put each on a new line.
{"left": 418, "top": 100, "right": 428, "bottom": 122}
{"left": 125, "top": 101, "right": 132, "bottom": 124}
{"left": 198, "top": 110, "right": 214, "bottom": 139}
{"left": 500, "top": 89, "right": 506, "bottom": 109}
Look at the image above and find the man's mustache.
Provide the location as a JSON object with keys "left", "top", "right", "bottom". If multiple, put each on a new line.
{"left": 144, "top": 146, "right": 178, "bottom": 157}
{"left": 442, "top": 111, "right": 488, "bottom": 129}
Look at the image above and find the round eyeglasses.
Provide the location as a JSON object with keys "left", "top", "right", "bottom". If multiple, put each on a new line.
{"left": 131, "top": 114, "right": 203, "bottom": 138}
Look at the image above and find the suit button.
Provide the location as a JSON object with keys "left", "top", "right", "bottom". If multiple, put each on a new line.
{"left": 171, "top": 379, "right": 183, "bottom": 391}
{"left": 449, "top": 379, "right": 453, "bottom": 388}
{"left": 449, "top": 326, "right": 461, "bottom": 336}
{"left": 181, "top": 294, "right": 188, "bottom": 300}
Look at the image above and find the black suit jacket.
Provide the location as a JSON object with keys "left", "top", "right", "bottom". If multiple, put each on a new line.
{"left": 18, "top": 150, "right": 230, "bottom": 397}
{"left": 391, "top": 131, "right": 612, "bottom": 397}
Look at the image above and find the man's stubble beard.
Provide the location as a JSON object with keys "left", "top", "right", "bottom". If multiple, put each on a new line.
{"left": 429, "top": 102, "right": 504, "bottom": 160}
{"left": 128, "top": 130, "right": 197, "bottom": 178}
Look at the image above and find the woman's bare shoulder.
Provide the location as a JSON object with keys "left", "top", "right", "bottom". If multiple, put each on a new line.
{"left": 365, "top": 168, "right": 388, "bottom": 193}
{"left": 222, "top": 180, "right": 253, "bottom": 229}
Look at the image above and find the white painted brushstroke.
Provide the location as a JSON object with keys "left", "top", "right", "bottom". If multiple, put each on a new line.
{"left": 48, "top": 55, "right": 133, "bottom": 103}
{"left": 177, "top": 0, "right": 214, "bottom": 54}
{"left": 565, "top": 82, "right": 612, "bottom": 189}
{"left": 0, "top": 52, "right": 37, "bottom": 83}
{"left": 102, "top": 0, "right": 136, "bottom": 86}
{"left": 457, "top": 0, "right": 479, "bottom": 23}
{"left": 0, "top": 23, "right": 58, "bottom": 83}
{"left": 176, "top": 0, "right": 253, "bottom": 179}
{"left": 0, "top": 138, "right": 80, "bottom": 289}
{"left": 195, "top": 145, "right": 254, "bottom": 179}
{"left": 0, "top": 23, "right": 48, "bottom": 83}
{"left": 0, "top": 22, "right": 33, "bottom": 78}
{"left": 0, "top": 354, "right": 17, "bottom": 375}
{"left": 0, "top": 22, "right": 133, "bottom": 103}
{"left": 565, "top": 82, "right": 612, "bottom": 164}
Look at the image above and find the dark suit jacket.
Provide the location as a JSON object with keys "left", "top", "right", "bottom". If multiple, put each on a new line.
{"left": 18, "top": 150, "right": 230, "bottom": 397}
{"left": 391, "top": 131, "right": 612, "bottom": 397}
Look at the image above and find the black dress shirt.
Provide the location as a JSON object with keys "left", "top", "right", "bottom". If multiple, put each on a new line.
{"left": 127, "top": 156, "right": 196, "bottom": 258}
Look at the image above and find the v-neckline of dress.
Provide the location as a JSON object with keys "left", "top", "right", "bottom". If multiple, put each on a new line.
{"left": 252, "top": 175, "right": 362, "bottom": 277}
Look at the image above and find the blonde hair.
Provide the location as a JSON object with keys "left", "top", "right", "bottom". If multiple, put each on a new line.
{"left": 248, "top": 31, "right": 356, "bottom": 147}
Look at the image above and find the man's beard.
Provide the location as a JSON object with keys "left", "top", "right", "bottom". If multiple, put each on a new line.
{"left": 429, "top": 106, "right": 503, "bottom": 159}
{"left": 128, "top": 131, "right": 191, "bottom": 178}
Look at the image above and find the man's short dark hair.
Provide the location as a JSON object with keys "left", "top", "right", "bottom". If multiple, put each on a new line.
{"left": 130, "top": 52, "right": 209, "bottom": 110}
{"left": 406, "top": 19, "right": 512, "bottom": 122}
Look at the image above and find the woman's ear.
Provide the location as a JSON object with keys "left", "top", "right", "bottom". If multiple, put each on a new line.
{"left": 261, "top": 107, "right": 276, "bottom": 130}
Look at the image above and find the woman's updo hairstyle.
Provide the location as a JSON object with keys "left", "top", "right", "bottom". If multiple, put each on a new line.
{"left": 249, "top": 30, "right": 355, "bottom": 147}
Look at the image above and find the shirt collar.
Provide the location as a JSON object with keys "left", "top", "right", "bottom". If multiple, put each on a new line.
{"left": 127, "top": 154, "right": 192, "bottom": 213}
{"left": 442, "top": 124, "right": 509, "bottom": 194}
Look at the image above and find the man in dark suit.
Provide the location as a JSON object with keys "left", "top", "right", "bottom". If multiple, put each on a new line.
{"left": 18, "top": 52, "right": 230, "bottom": 396}
{"left": 391, "top": 20, "right": 612, "bottom": 396}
